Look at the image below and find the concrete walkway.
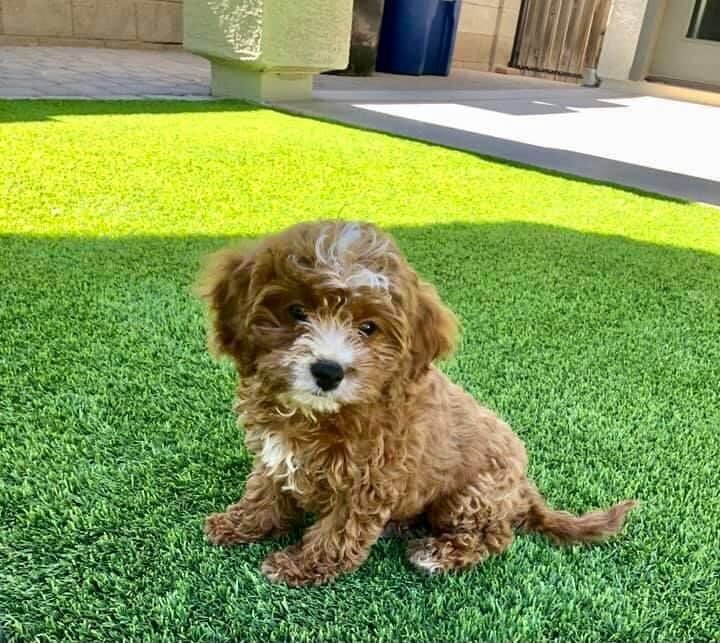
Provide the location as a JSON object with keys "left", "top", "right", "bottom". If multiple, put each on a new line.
{"left": 291, "top": 73, "right": 720, "bottom": 206}
{"left": 1, "top": 46, "right": 718, "bottom": 205}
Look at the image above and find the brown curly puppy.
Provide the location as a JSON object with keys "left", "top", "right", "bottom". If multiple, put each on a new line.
{"left": 198, "top": 220, "right": 635, "bottom": 586}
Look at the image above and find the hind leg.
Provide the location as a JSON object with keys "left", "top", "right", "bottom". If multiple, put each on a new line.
{"left": 407, "top": 522, "right": 513, "bottom": 574}
{"left": 407, "top": 485, "right": 516, "bottom": 574}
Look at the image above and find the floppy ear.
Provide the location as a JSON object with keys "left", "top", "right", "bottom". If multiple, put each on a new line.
{"left": 195, "top": 246, "right": 255, "bottom": 372}
{"left": 409, "top": 280, "right": 459, "bottom": 380}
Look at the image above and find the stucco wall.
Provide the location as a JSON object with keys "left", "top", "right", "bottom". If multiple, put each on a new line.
{"left": 596, "top": 0, "right": 650, "bottom": 80}
{"left": 628, "top": 0, "right": 666, "bottom": 80}
{"left": 184, "top": 0, "right": 351, "bottom": 72}
{"left": 0, "top": 0, "right": 183, "bottom": 48}
{"left": 453, "top": 0, "right": 521, "bottom": 71}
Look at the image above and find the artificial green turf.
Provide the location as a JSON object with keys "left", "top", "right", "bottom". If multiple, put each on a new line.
{"left": 1, "top": 100, "right": 719, "bottom": 642}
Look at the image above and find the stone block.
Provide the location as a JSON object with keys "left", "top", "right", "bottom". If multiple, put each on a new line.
{"left": 493, "top": 36, "right": 515, "bottom": 68}
{"left": 73, "top": 0, "right": 137, "bottom": 40}
{"left": 463, "top": 0, "right": 502, "bottom": 7}
{"left": 210, "top": 62, "right": 312, "bottom": 100}
{"left": 3, "top": 0, "right": 72, "bottom": 36}
{"left": 452, "top": 59, "right": 491, "bottom": 71}
{"left": 138, "top": 0, "right": 182, "bottom": 43}
{"left": 453, "top": 31, "right": 494, "bottom": 65}
{"left": 36, "top": 35, "right": 100, "bottom": 45}
{"left": 0, "top": 34, "right": 41, "bottom": 45}
{"left": 104, "top": 38, "right": 181, "bottom": 49}
{"left": 498, "top": 7, "right": 520, "bottom": 40}
{"left": 458, "top": 3, "right": 498, "bottom": 36}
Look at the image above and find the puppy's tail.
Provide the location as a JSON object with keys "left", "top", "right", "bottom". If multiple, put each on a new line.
{"left": 518, "top": 481, "right": 637, "bottom": 544}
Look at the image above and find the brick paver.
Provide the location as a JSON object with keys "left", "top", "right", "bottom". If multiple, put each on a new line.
{"left": 0, "top": 46, "right": 210, "bottom": 98}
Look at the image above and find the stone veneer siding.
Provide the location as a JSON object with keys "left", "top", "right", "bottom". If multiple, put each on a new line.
{"left": 0, "top": 0, "right": 518, "bottom": 65}
{"left": 452, "top": 0, "right": 521, "bottom": 72}
{"left": 0, "top": 0, "right": 183, "bottom": 48}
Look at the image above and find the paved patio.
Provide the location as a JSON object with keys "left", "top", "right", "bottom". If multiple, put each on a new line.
{"left": 1, "top": 46, "right": 718, "bottom": 205}
{"left": 0, "top": 47, "right": 209, "bottom": 98}
{"left": 287, "top": 82, "right": 720, "bottom": 206}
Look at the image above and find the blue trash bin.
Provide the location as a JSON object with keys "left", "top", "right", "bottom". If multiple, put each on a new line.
{"left": 376, "top": 0, "right": 462, "bottom": 76}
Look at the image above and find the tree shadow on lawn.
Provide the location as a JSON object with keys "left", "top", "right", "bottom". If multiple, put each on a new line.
{"left": 1, "top": 222, "right": 719, "bottom": 641}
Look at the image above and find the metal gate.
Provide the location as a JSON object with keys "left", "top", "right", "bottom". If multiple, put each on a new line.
{"left": 509, "top": 0, "right": 613, "bottom": 81}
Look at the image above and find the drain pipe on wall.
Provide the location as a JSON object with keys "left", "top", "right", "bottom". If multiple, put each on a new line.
{"left": 488, "top": 0, "right": 505, "bottom": 73}
{"left": 581, "top": 0, "right": 614, "bottom": 87}
{"left": 582, "top": 67, "right": 601, "bottom": 87}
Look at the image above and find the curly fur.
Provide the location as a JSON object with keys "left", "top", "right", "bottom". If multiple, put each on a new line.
{"left": 197, "top": 221, "right": 636, "bottom": 586}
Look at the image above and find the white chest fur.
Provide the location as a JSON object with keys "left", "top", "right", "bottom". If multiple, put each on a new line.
{"left": 261, "top": 432, "right": 300, "bottom": 493}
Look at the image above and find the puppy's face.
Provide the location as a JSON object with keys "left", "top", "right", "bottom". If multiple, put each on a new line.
{"left": 198, "top": 221, "right": 458, "bottom": 415}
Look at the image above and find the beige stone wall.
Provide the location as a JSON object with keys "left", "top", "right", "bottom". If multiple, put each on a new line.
{"left": 0, "top": 0, "right": 183, "bottom": 48}
{"left": 453, "top": 0, "right": 521, "bottom": 71}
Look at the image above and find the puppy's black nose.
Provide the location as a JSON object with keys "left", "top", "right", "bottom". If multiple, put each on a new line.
{"left": 310, "top": 359, "right": 344, "bottom": 391}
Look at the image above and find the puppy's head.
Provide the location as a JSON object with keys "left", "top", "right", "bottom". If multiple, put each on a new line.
{"left": 197, "top": 221, "right": 458, "bottom": 415}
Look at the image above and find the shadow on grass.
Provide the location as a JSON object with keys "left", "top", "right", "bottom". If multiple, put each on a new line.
{"left": 2, "top": 220, "right": 718, "bottom": 488}
{"left": 2, "top": 221, "right": 718, "bottom": 409}
{"left": 1, "top": 222, "right": 719, "bottom": 641}
{"left": 0, "top": 99, "right": 258, "bottom": 123}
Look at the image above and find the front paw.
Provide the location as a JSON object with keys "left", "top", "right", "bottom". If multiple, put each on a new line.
{"left": 261, "top": 547, "right": 341, "bottom": 587}
{"left": 204, "top": 512, "right": 257, "bottom": 546}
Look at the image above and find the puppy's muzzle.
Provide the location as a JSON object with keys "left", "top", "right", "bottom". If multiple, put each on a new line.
{"left": 310, "top": 359, "right": 344, "bottom": 391}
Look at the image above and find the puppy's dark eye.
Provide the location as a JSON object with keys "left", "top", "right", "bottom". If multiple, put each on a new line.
{"left": 288, "top": 304, "right": 308, "bottom": 322}
{"left": 359, "top": 321, "right": 377, "bottom": 337}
